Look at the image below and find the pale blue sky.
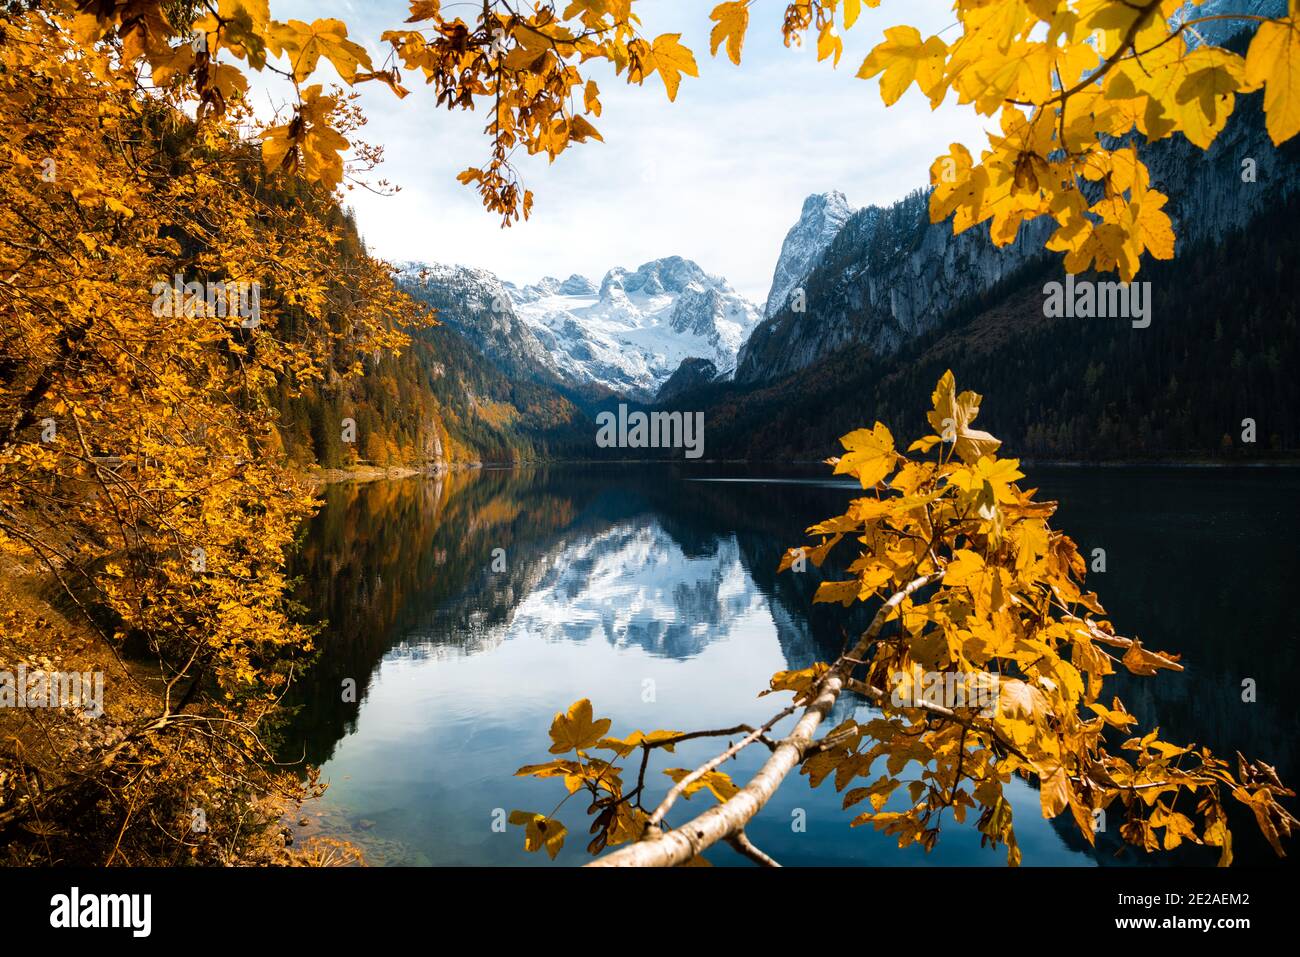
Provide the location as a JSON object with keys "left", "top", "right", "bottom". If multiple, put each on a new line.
{"left": 255, "top": 1, "right": 988, "bottom": 301}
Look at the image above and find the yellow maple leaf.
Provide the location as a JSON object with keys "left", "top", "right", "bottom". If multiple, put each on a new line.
{"left": 1120, "top": 640, "right": 1183, "bottom": 676}
{"left": 1244, "top": 9, "right": 1300, "bottom": 145}
{"left": 595, "top": 729, "right": 681, "bottom": 757}
{"left": 508, "top": 811, "right": 567, "bottom": 858}
{"left": 405, "top": 0, "right": 442, "bottom": 22}
{"left": 266, "top": 18, "right": 373, "bottom": 83}
{"left": 664, "top": 768, "right": 739, "bottom": 803}
{"left": 1172, "top": 48, "right": 1245, "bottom": 149}
{"left": 930, "top": 143, "right": 992, "bottom": 233}
{"left": 858, "top": 26, "right": 948, "bottom": 106}
{"left": 832, "top": 421, "right": 897, "bottom": 488}
{"left": 817, "top": 21, "right": 843, "bottom": 66}
{"left": 943, "top": 548, "right": 986, "bottom": 588}
{"left": 926, "top": 370, "right": 1001, "bottom": 464}
{"left": 650, "top": 33, "right": 698, "bottom": 101}
{"left": 760, "top": 663, "right": 829, "bottom": 699}
{"left": 1035, "top": 758, "right": 1071, "bottom": 818}
{"left": 709, "top": 2, "right": 748, "bottom": 66}
{"left": 548, "top": 698, "right": 612, "bottom": 753}
{"left": 514, "top": 759, "right": 588, "bottom": 792}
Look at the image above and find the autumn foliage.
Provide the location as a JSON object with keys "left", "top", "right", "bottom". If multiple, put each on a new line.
{"left": 511, "top": 374, "right": 1296, "bottom": 866}
{"left": 0, "top": 6, "right": 422, "bottom": 863}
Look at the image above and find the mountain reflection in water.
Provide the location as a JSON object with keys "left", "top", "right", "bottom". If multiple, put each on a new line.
{"left": 282, "top": 465, "right": 1299, "bottom": 867}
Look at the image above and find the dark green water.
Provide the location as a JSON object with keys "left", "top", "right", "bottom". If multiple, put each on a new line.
{"left": 281, "top": 465, "right": 1300, "bottom": 866}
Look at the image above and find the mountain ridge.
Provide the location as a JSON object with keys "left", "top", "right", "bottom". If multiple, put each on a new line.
{"left": 507, "top": 255, "right": 762, "bottom": 399}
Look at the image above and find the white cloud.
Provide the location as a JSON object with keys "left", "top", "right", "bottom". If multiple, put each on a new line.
{"left": 254, "top": 1, "right": 989, "bottom": 301}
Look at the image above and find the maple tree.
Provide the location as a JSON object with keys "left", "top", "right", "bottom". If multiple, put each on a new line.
{"left": 510, "top": 372, "right": 1296, "bottom": 866}
{"left": 0, "top": 6, "right": 426, "bottom": 862}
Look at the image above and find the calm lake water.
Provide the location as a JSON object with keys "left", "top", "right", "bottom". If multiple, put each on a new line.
{"left": 282, "top": 465, "right": 1300, "bottom": 867}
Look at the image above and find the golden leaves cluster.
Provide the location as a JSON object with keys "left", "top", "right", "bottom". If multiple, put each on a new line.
{"left": 384, "top": 0, "right": 697, "bottom": 222}
{"left": 62, "top": 0, "right": 376, "bottom": 192}
{"left": 1, "top": 10, "right": 421, "bottom": 733}
{"left": 57, "top": 0, "right": 1300, "bottom": 252}
{"left": 61, "top": 0, "right": 705, "bottom": 219}
{"left": 775, "top": 370, "right": 1295, "bottom": 864}
{"left": 510, "top": 699, "right": 689, "bottom": 857}
{"left": 772, "top": 1, "right": 1300, "bottom": 280}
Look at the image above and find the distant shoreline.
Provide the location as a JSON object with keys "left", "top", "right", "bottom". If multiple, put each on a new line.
{"left": 302, "top": 456, "right": 1300, "bottom": 485}
{"left": 304, "top": 464, "right": 458, "bottom": 485}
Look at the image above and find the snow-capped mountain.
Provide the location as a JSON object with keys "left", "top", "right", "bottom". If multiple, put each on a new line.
{"left": 763, "top": 190, "right": 854, "bottom": 319}
{"left": 506, "top": 273, "right": 598, "bottom": 303}
{"left": 507, "top": 256, "right": 762, "bottom": 399}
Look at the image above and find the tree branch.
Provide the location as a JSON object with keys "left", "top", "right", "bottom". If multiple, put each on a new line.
{"left": 725, "top": 830, "right": 781, "bottom": 867}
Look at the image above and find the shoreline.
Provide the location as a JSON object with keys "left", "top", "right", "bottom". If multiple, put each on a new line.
{"left": 301, "top": 457, "right": 1300, "bottom": 484}
{"left": 303, "top": 463, "right": 474, "bottom": 486}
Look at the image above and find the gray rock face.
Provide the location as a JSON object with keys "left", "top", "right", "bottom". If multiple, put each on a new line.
{"left": 736, "top": 189, "right": 1047, "bottom": 384}
{"left": 669, "top": 285, "right": 726, "bottom": 338}
{"left": 654, "top": 357, "right": 719, "bottom": 405}
{"left": 763, "top": 190, "right": 855, "bottom": 319}
{"left": 558, "top": 274, "right": 598, "bottom": 296}
{"left": 737, "top": 76, "right": 1297, "bottom": 385}
{"left": 394, "top": 263, "right": 561, "bottom": 382}
{"left": 508, "top": 273, "right": 598, "bottom": 303}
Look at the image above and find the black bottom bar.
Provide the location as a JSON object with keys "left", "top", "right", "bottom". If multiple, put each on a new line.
{"left": 0, "top": 865, "right": 1286, "bottom": 945}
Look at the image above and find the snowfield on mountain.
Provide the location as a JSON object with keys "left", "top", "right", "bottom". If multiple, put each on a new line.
{"left": 507, "top": 256, "right": 761, "bottom": 398}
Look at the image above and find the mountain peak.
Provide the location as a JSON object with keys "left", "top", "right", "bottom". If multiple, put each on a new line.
{"left": 738, "top": 97, "right": 1296, "bottom": 386}
{"left": 558, "top": 273, "right": 597, "bottom": 296}
{"left": 802, "top": 189, "right": 851, "bottom": 218}
{"left": 763, "top": 191, "right": 855, "bottom": 318}
{"left": 394, "top": 261, "right": 562, "bottom": 382}
{"left": 512, "top": 256, "right": 760, "bottom": 398}
{"left": 600, "top": 256, "right": 711, "bottom": 301}
{"left": 507, "top": 273, "right": 598, "bottom": 303}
